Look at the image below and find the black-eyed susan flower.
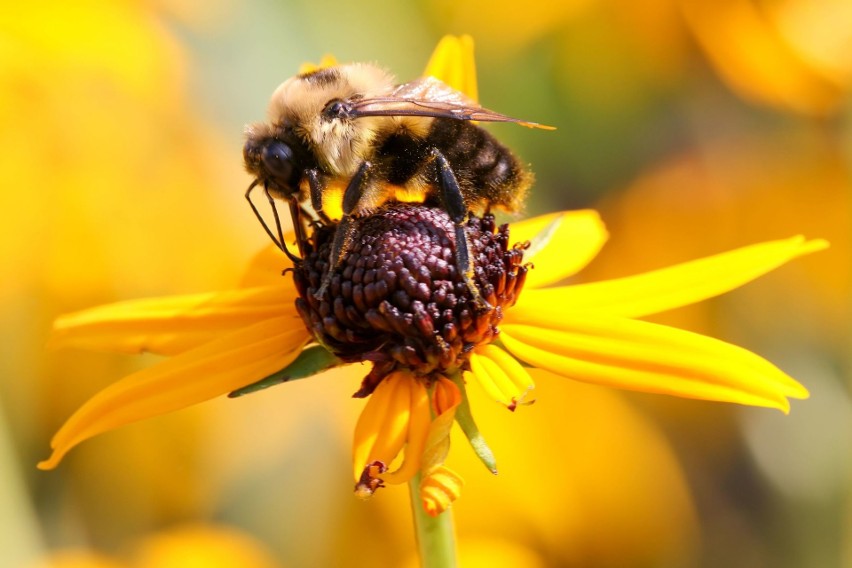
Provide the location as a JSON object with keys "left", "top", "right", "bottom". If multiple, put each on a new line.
{"left": 39, "top": 198, "right": 826, "bottom": 493}
{"left": 38, "top": 37, "right": 827, "bottom": 567}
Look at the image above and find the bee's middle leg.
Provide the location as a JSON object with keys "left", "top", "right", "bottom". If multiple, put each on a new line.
{"left": 431, "top": 149, "right": 491, "bottom": 310}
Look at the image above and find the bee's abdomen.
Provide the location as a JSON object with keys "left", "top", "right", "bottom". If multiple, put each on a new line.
{"left": 427, "top": 119, "right": 528, "bottom": 211}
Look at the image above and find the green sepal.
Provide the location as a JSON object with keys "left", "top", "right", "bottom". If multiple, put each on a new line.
{"left": 450, "top": 373, "right": 498, "bottom": 474}
{"left": 228, "top": 344, "right": 342, "bottom": 398}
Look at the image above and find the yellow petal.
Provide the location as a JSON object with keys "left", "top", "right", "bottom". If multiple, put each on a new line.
{"left": 366, "top": 374, "right": 415, "bottom": 471}
{"left": 469, "top": 345, "right": 535, "bottom": 410}
{"left": 500, "top": 317, "right": 808, "bottom": 412}
{"left": 238, "top": 245, "right": 294, "bottom": 288}
{"left": 509, "top": 210, "right": 608, "bottom": 288}
{"left": 50, "top": 286, "right": 298, "bottom": 356}
{"left": 468, "top": 355, "right": 510, "bottom": 406}
{"left": 298, "top": 54, "right": 339, "bottom": 75}
{"left": 352, "top": 372, "right": 406, "bottom": 481}
{"left": 430, "top": 375, "right": 462, "bottom": 416}
{"left": 352, "top": 373, "right": 432, "bottom": 485}
{"left": 420, "top": 378, "right": 461, "bottom": 476}
{"left": 420, "top": 465, "right": 464, "bottom": 517}
{"left": 422, "top": 35, "right": 478, "bottom": 101}
{"left": 511, "top": 236, "right": 828, "bottom": 318}
{"left": 380, "top": 377, "right": 431, "bottom": 485}
{"left": 38, "top": 316, "right": 309, "bottom": 470}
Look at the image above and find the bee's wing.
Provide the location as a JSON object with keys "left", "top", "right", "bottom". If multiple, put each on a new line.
{"left": 350, "top": 77, "right": 555, "bottom": 130}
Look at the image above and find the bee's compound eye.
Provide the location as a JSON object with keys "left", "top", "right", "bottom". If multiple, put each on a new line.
{"left": 261, "top": 141, "right": 294, "bottom": 180}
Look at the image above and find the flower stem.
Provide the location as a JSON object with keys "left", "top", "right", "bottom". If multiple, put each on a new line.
{"left": 408, "top": 472, "right": 457, "bottom": 567}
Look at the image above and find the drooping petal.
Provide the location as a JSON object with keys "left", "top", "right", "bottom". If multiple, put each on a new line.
{"left": 500, "top": 316, "right": 808, "bottom": 412}
{"left": 38, "top": 316, "right": 309, "bottom": 470}
{"left": 352, "top": 373, "right": 431, "bottom": 486}
{"left": 381, "top": 377, "right": 431, "bottom": 485}
{"left": 420, "top": 377, "right": 462, "bottom": 476}
{"left": 431, "top": 376, "right": 461, "bottom": 416}
{"left": 422, "top": 35, "right": 478, "bottom": 101}
{"left": 366, "top": 376, "right": 417, "bottom": 472}
{"left": 50, "top": 286, "right": 298, "bottom": 356}
{"left": 352, "top": 372, "right": 407, "bottom": 481}
{"left": 420, "top": 465, "right": 465, "bottom": 517}
{"left": 468, "top": 345, "right": 535, "bottom": 410}
{"left": 508, "top": 210, "right": 608, "bottom": 288}
{"left": 510, "top": 236, "right": 828, "bottom": 319}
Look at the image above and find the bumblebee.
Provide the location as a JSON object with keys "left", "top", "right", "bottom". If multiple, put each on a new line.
{"left": 243, "top": 61, "right": 552, "bottom": 305}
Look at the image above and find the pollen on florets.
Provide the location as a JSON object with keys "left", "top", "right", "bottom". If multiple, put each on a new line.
{"left": 293, "top": 204, "right": 528, "bottom": 396}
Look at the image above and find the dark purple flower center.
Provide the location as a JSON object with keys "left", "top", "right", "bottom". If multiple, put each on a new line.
{"left": 294, "top": 204, "right": 528, "bottom": 396}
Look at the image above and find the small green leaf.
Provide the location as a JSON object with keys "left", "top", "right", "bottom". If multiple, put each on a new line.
{"left": 450, "top": 373, "right": 498, "bottom": 474}
{"left": 229, "top": 344, "right": 342, "bottom": 398}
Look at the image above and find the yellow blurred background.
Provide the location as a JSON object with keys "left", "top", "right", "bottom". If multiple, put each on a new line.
{"left": 1, "top": 1, "right": 849, "bottom": 566}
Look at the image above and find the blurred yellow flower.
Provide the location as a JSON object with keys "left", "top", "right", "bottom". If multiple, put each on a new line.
{"left": 447, "top": 368, "right": 699, "bottom": 566}
{"left": 585, "top": 139, "right": 849, "bottom": 338}
{"left": 0, "top": 2, "right": 248, "bottom": 300}
{"left": 29, "top": 523, "right": 281, "bottom": 568}
{"left": 403, "top": 537, "right": 548, "bottom": 568}
{"left": 0, "top": 0, "right": 255, "bottom": 541}
{"left": 680, "top": 0, "right": 852, "bottom": 116}
{"left": 429, "top": 0, "right": 852, "bottom": 116}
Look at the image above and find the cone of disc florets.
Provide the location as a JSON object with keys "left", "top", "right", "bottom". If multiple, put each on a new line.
{"left": 294, "top": 204, "right": 528, "bottom": 396}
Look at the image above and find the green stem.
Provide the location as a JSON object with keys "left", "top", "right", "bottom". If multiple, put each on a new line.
{"left": 408, "top": 472, "right": 457, "bottom": 567}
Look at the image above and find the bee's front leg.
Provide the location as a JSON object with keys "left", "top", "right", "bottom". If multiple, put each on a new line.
{"left": 305, "top": 168, "right": 335, "bottom": 226}
{"left": 286, "top": 196, "right": 308, "bottom": 259}
{"left": 431, "top": 148, "right": 491, "bottom": 311}
{"left": 315, "top": 161, "right": 373, "bottom": 300}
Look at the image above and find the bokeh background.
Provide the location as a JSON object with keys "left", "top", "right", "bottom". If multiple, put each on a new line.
{"left": 2, "top": 1, "right": 850, "bottom": 566}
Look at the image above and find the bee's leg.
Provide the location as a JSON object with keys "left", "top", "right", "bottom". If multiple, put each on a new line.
{"left": 315, "top": 161, "right": 373, "bottom": 300}
{"left": 306, "top": 168, "right": 334, "bottom": 225}
{"left": 263, "top": 185, "right": 308, "bottom": 263}
{"left": 262, "top": 185, "right": 288, "bottom": 248}
{"left": 245, "top": 179, "right": 301, "bottom": 264}
{"left": 431, "top": 149, "right": 491, "bottom": 310}
{"left": 287, "top": 196, "right": 307, "bottom": 258}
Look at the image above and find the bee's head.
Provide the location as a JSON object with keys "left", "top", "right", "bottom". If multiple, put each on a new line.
{"left": 265, "top": 63, "right": 394, "bottom": 175}
{"left": 243, "top": 123, "right": 301, "bottom": 195}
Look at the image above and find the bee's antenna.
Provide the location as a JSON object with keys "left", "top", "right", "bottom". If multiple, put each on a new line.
{"left": 244, "top": 179, "right": 301, "bottom": 263}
